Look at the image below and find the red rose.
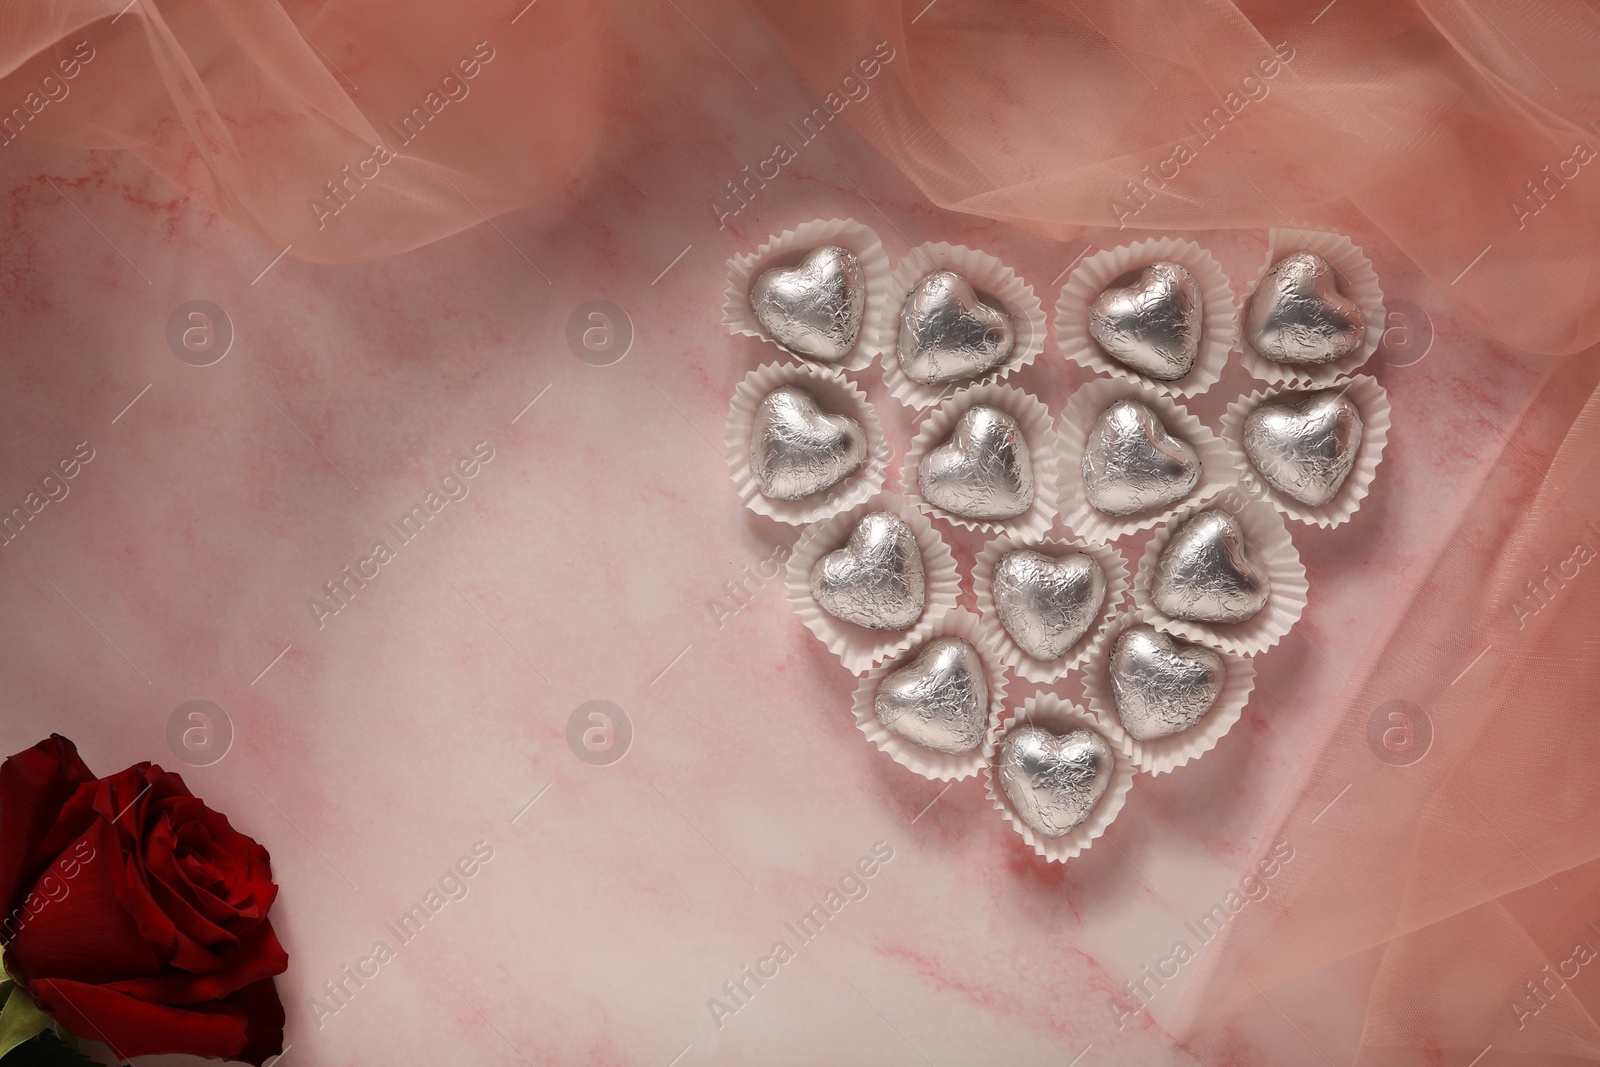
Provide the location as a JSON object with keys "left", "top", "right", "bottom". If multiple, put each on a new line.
{"left": 0, "top": 735, "right": 287, "bottom": 1064}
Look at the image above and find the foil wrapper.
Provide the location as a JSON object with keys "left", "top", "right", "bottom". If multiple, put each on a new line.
{"left": 1152, "top": 508, "right": 1271, "bottom": 623}
{"left": 1242, "top": 389, "right": 1364, "bottom": 508}
{"left": 997, "top": 724, "right": 1113, "bottom": 838}
{"left": 748, "top": 385, "right": 867, "bottom": 501}
{"left": 1109, "top": 624, "right": 1225, "bottom": 742}
{"left": 749, "top": 245, "right": 866, "bottom": 364}
{"left": 1054, "top": 237, "right": 1237, "bottom": 399}
{"left": 918, "top": 405, "right": 1035, "bottom": 520}
{"left": 993, "top": 549, "right": 1106, "bottom": 661}
{"left": 1088, "top": 261, "right": 1202, "bottom": 381}
{"left": 810, "top": 511, "right": 926, "bottom": 631}
{"left": 1081, "top": 398, "right": 1201, "bottom": 517}
{"left": 873, "top": 636, "right": 990, "bottom": 755}
{"left": 896, "top": 270, "right": 1015, "bottom": 386}
{"left": 1245, "top": 251, "right": 1366, "bottom": 366}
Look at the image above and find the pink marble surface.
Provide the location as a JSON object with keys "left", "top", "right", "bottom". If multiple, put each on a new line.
{"left": 0, "top": 4, "right": 1553, "bottom": 1065}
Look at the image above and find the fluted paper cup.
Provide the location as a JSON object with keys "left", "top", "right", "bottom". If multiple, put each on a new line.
{"left": 985, "top": 694, "right": 1136, "bottom": 863}
{"left": 1238, "top": 228, "right": 1385, "bottom": 389}
{"left": 723, "top": 218, "right": 892, "bottom": 374}
{"left": 972, "top": 533, "right": 1129, "bottom": 684}
{"left": 850, "top": 609, "right": 1009, "bottom": 781}
{"left": 1054, "top": 237, "right": 1236, "bottom": 399}
{"left": 877, "top": 242, "right": 1046, "bottom": 410}
{"left": 786, "top": 492, "right": 959, "bottom": 674}
{"left": 1219, "top": 374, "right": 1391, "bottom": 528}
{"left": 902, "top": 383, "right": 1058, "bottom": 539}
{"left": 726, "top": 361, "right": 889, "bottom": 526}
{"left": 1082, "top": 608, "right": 1257, "bottom": 775}
{"left": 1132, "top": 491, "right": 1307, "bottom": 656}
{"left": 1055, "top": 376, "right": 1235, "bottom": 544}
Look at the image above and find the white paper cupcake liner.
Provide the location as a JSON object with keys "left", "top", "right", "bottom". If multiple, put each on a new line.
{"left": 875, "top": 242, "right": 1047, "bottom": 410}
{"left": 1053, "top": 237, "right": 1237, "bottom": 399}
{"left": 985, "top": 693, "right": 1136, "bottom": 863}
{"left": 901, "top": 383, "right": 1059, "bottom": 539}
{"left": 851, "top": 609, "right": 1009, "bottom": 781}
{"left": 1054, "top": 377, "right": 1237, "bottom": 544}
{"left": 725, "top": 361, "right": 890, "bottom": 526}
{"left": 722, "top": 218, "right": 893, "bottom": 374}
{"left": 972, "top": 533, "right": 1129, "bottom": 684}
{"left": 1238, "top": 228, "right": 1386, "bottom": 388}
{"left": 1132, "top": 492, "right": 1308, "bottom": 656}
{"left": 1219, "top": 374, "right": 1391, "bottom": 528}
{"left": 1082, "top": 608, "right": 1257, "bottom": 775}
{"left": 786, "top": 493, "right": 960, "bottom": 674}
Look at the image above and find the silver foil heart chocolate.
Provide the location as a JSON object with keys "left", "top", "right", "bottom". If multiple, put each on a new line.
{"left": 997, "top": 725, "right": 1112, "bottom": 838}
{"left": 1110, "top": 624, "right": 1226, "bottom": 741}
{"left": 1246, "top": 251, "right": 1366, "bottom": 365}
{"left": 993, "top": 549, "right": 1106, "bottom": 660}
{"left": 874, "top": 637, "right": 989, "bottom": 755}
{"left": 750, "top": 246, "right": 866, "bottom": 363}
{"left": 811, "top": 512, "right": 926, "bottom": 630}
{"left": 748, "top": 385, "right": 867, "bottom": 501}
{"left": 1152, "top": 509, "right": 1271, "bottom": 623}
{"left": 896, "top": 270, "right": 1015, "bottom": 386}
{"left": 1081, "top": 399, "right": 1201, "bottom": 517}
{"left": 919, "top": 405, "right": 1034, "bottom": 520}
{"left": 1088, "top": 261, "right": 1203, "bottom": 381}
{"left": 1243, "top": 389, "right": 1364, "bottom": 507}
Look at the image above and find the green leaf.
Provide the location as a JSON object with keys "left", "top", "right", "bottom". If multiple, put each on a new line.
{"left": 0, "top": 984, "right": 51, "bottom": 1061}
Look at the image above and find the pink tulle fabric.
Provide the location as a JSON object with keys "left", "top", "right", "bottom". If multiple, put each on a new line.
{"left": 6, "top": 1, "right": 1600, "bottom": 1061}
{"left": 1176, "top": 356, "right": 1600, "bottom": 1063}
{"left": 0, "top": 0, "right": 611, "bottom": 262}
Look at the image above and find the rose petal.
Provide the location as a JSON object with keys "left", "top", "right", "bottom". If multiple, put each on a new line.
{"left": 99, "top": 920, "right": 287, "bottom": 1005}
{"left": 28, "top": 974, "right": 281, "bottom": 1064}
{"left": 4, "top": 821, "right": 162, "bottom": 985}
{"left": 0, "top": 735, "right": 94, "bottom": 920}
{"left": 227, "top": 976, "right": 289, "bottom": 1067}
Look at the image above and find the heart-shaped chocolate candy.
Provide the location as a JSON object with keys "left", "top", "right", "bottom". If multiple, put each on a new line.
{"left": 997, "top": 725, "right": 1113, "bottom": 838}
{"left": 1081, "top": 399, "right": 1201, "bottom": 517}
{"left": 810, "top": 511, "right": 926, "bottom": 630}
{"left": 1088, "top": 261, "right": 1203, "bottom": 381}
{"left": 1243, "top": 389, "right": 1364, "bottom": 507}
{"left": 1152, "top": 509, "right": 1271, "bottom": 623}
{"left": 874, "top": 637, "right": 989, "bottom": 755}
{"left": 993, "top": 549, "right": 1106, "bottom": 661}
{"left": 748, "top": 385, "right": 867, "bottom": 501}
{"left": 896, "top": 270, "right": 1015, "bottom": 386}
{"left": 1110, "top": 624, "right": 1226, "bottom": 741}
{"left": 1245, "top": 251, "right": 1366, "bottom": 365}
{"left": 750, "top": 246, "right": 866, "bottom": 363}
{"left": 918, "top": 405, "right": 1034, "bottom": 520}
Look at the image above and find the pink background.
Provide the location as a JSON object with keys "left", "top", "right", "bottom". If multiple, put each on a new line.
{"left": 0, "top": 4, "right": 1552, "bottom": 1064}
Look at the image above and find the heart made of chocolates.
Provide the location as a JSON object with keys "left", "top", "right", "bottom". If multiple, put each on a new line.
{"left": 1152, "top": 509, "right": 1271, "bottom": 624}
{"left": 993, "top": 549, "right": 1106, "bottom": 661}
{"left": 918, "top": 405, "right": 1034, "bottom": 520}
{"left": 1245, "top": 251, "right": 1366, "bottom": 365}
{"left": 997, "top": 725, "right": 1112, "bottom": 838}
{"left": 811, "top": 511, "right": 926, "bottom": 631}
{"left": 748, "top": 385, "right": 866, "bottom": 501}
{"left": 896, "top": 270, "right": 1015, "bottom": 386}
{"left": 874, "top": 637, "right": 989, "bottom": 755}
{"left": 1081, "top": 399, "right": 1200, "bottom": 517}
{"left": 1110, "top": 624, "right": 1226, "bottom": 741}
{"left": 750, "top": 245, "right": 866, "bottom": 364}
{"left": 1088, "top": 261, "right": 1203, "bottom": 381}
{"left": 1243, "top": 389, "right": 1364, "bottom": 507}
